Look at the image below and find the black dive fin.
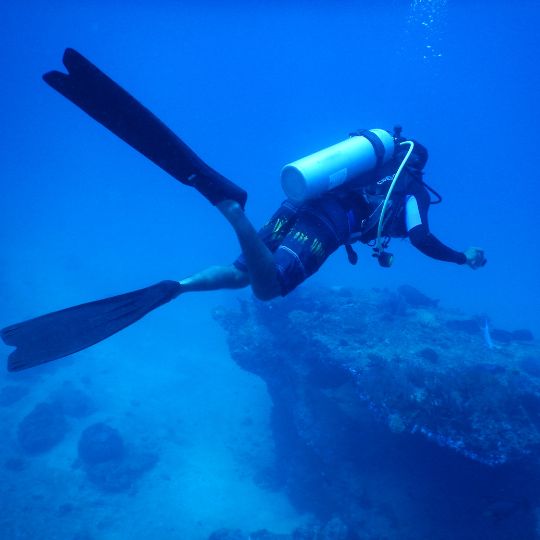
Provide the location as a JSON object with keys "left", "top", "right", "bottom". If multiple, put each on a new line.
{"left": 1, "top": 280, "right": 181, "bottom": 372}
{"left": 43, "top": 48, "right": 247, "bottom": 208}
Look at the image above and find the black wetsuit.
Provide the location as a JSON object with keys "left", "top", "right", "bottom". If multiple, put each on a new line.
{"left": 235, "top": 160, "right": 466, "bottom": 296}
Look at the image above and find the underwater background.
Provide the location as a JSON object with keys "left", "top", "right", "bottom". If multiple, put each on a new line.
{"left": 1, "top": 1, "right": 539, "bottom": 539}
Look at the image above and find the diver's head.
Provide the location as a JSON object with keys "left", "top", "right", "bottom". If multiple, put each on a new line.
{"left": 392, "top": 126, "right": 429, "bottom": 171}
{"left": 408, "top": 141, "right": 429, "bottom": 171}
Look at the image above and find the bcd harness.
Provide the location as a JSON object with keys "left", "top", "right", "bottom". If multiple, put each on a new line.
{"left": 342, "top": 130, "right": 442, "bottom": 267}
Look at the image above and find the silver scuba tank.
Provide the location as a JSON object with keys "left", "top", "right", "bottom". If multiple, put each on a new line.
{"left": 280, "top": 128, "right": 396, "bottom": 202}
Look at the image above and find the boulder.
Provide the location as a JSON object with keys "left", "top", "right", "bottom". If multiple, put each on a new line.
{"left": 78, "top": 423, "right": 124, "bottom": 465}
{"left": 215, "top": 286, "right": 540, "bottom": 540}
{"left": 78, "top": 422, "right": 157, "bottom": 493}
{"left": 17, "top": 402, "right": 68, "bottom": 454}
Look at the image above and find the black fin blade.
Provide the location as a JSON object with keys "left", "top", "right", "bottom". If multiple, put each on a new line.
{"left": 43, "top": 48, "right": 246, "bottom": 208}
{"left": 1, "top": 280, "right": 181, "bottom": 372}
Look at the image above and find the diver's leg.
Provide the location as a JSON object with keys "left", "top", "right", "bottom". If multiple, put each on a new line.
{"left": 269, "top": 196, "right": 352, "bottom": 295}
{"left": 179, "top": 264, "right": 249, "bottom": 293}
{"left": 180, "top": 200, "right": 296, "bottom": 298}
{"left": 217, "top": 200, "right": 282, "bottom": 301}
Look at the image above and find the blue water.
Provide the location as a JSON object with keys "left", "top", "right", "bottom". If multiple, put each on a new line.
{"left": 0, "top": 1, "right": 539, "bottom": 538}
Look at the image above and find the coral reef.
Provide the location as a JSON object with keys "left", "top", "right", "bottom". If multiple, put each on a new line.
{"left": 17, "top": 402, "right": 69, "bottom": 454}
{"left": 217, "top": 285, "right": 540, "bottom": 465}
{"left": 14, "top": 382, "right": 93, "bottom": 457}
{"left": 208, "top": 530, "right": 247, "bottom": 540}
{"left": 78, "top": 423, "right": 125, "bottom": 465}
{"left": 7, "top": 378, "right": 157, "bottom": 497}
{"left": 215, "top": 285, "right": 540, "bottom": 539}
{"left": 207, "top": 518, "right": 351, "bottom": 540}
{"left": 77, "top": 422, "right": 157, "bottom": 493}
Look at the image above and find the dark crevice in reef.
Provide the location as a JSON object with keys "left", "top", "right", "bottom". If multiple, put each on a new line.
{"left": 215, "top": 285, "right": 540, "bottom": 540}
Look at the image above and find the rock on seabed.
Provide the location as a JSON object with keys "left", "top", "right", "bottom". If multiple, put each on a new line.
{"left": 216, "top": 285, "right": 540, "bottom": 466}
{"left": 215, "top": 286, "right": 540, "bottom": 540}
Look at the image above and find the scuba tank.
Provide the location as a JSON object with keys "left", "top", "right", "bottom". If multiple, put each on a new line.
{"left": 280, "top": 126, "right": 417, "bottom": 267}
{"left": 281, "top": 128, "right": 396, "bottom": 202}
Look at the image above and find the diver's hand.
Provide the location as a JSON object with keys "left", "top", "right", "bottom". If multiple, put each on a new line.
{"left": 464, "top": 247, "right": 487, "bottom": 269}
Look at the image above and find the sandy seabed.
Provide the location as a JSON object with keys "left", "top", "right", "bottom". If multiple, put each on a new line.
{"left": 0, "top": 301, "right": 305, "bottom": 540}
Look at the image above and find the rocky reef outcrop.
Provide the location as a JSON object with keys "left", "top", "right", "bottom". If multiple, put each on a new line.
{"left": 8, "top": 380, "right": 156, "bottom": 495}
{"left": 77, "top": 422, "right": 158, "bottom": 493}
{"left": 17, "top": 402, "right": 69, "bottom": 454}
{"left": 215, "top": 285, "right": 540, "bottom": 540}
{"left": 208, "top": 517, "right": 351, "bottom": 540}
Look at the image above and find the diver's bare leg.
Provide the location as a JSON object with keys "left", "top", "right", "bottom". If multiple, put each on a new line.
{"left": 178, "top": 201, "right": 280, "bottom": 300}
{"left": 180, "top": 264, "right": 249, "bottom": 292}
{"left": 216, "top": 200, "right": 281, "bottom": 300}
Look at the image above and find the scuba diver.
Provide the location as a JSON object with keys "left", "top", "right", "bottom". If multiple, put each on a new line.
{"left": 0, "top": 49, "right": 486, "bottom": 372}
{"left": 180, "top": 131, "right": 485, "bottom": 301}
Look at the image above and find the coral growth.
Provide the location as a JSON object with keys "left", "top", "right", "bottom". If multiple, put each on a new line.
{"left": 215, "top": 285, "right": 540, "bottom": 539}
{"left": 77, "top": 422, "right": 157, "bottom": 493}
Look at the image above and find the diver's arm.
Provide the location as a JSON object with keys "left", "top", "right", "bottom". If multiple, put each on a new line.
{"left": 408, "top": 223, "right": 467, "bottom": 264}
{"left": 405, "top": 193, "right": 467, "bottom": 264}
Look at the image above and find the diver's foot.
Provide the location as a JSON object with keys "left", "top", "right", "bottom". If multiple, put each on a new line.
{"left": 188, "top": 173, "right": 247, "bottom": 209}
{"left": 464, "top": 247, "right": 487, "bottom": 269}
{"left": 217, "top": 199, "right": 245, "bottom": 226}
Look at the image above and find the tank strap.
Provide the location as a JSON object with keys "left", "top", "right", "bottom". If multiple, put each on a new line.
{"left": 349, "top": 129, "right": 386, "bottom": 169}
